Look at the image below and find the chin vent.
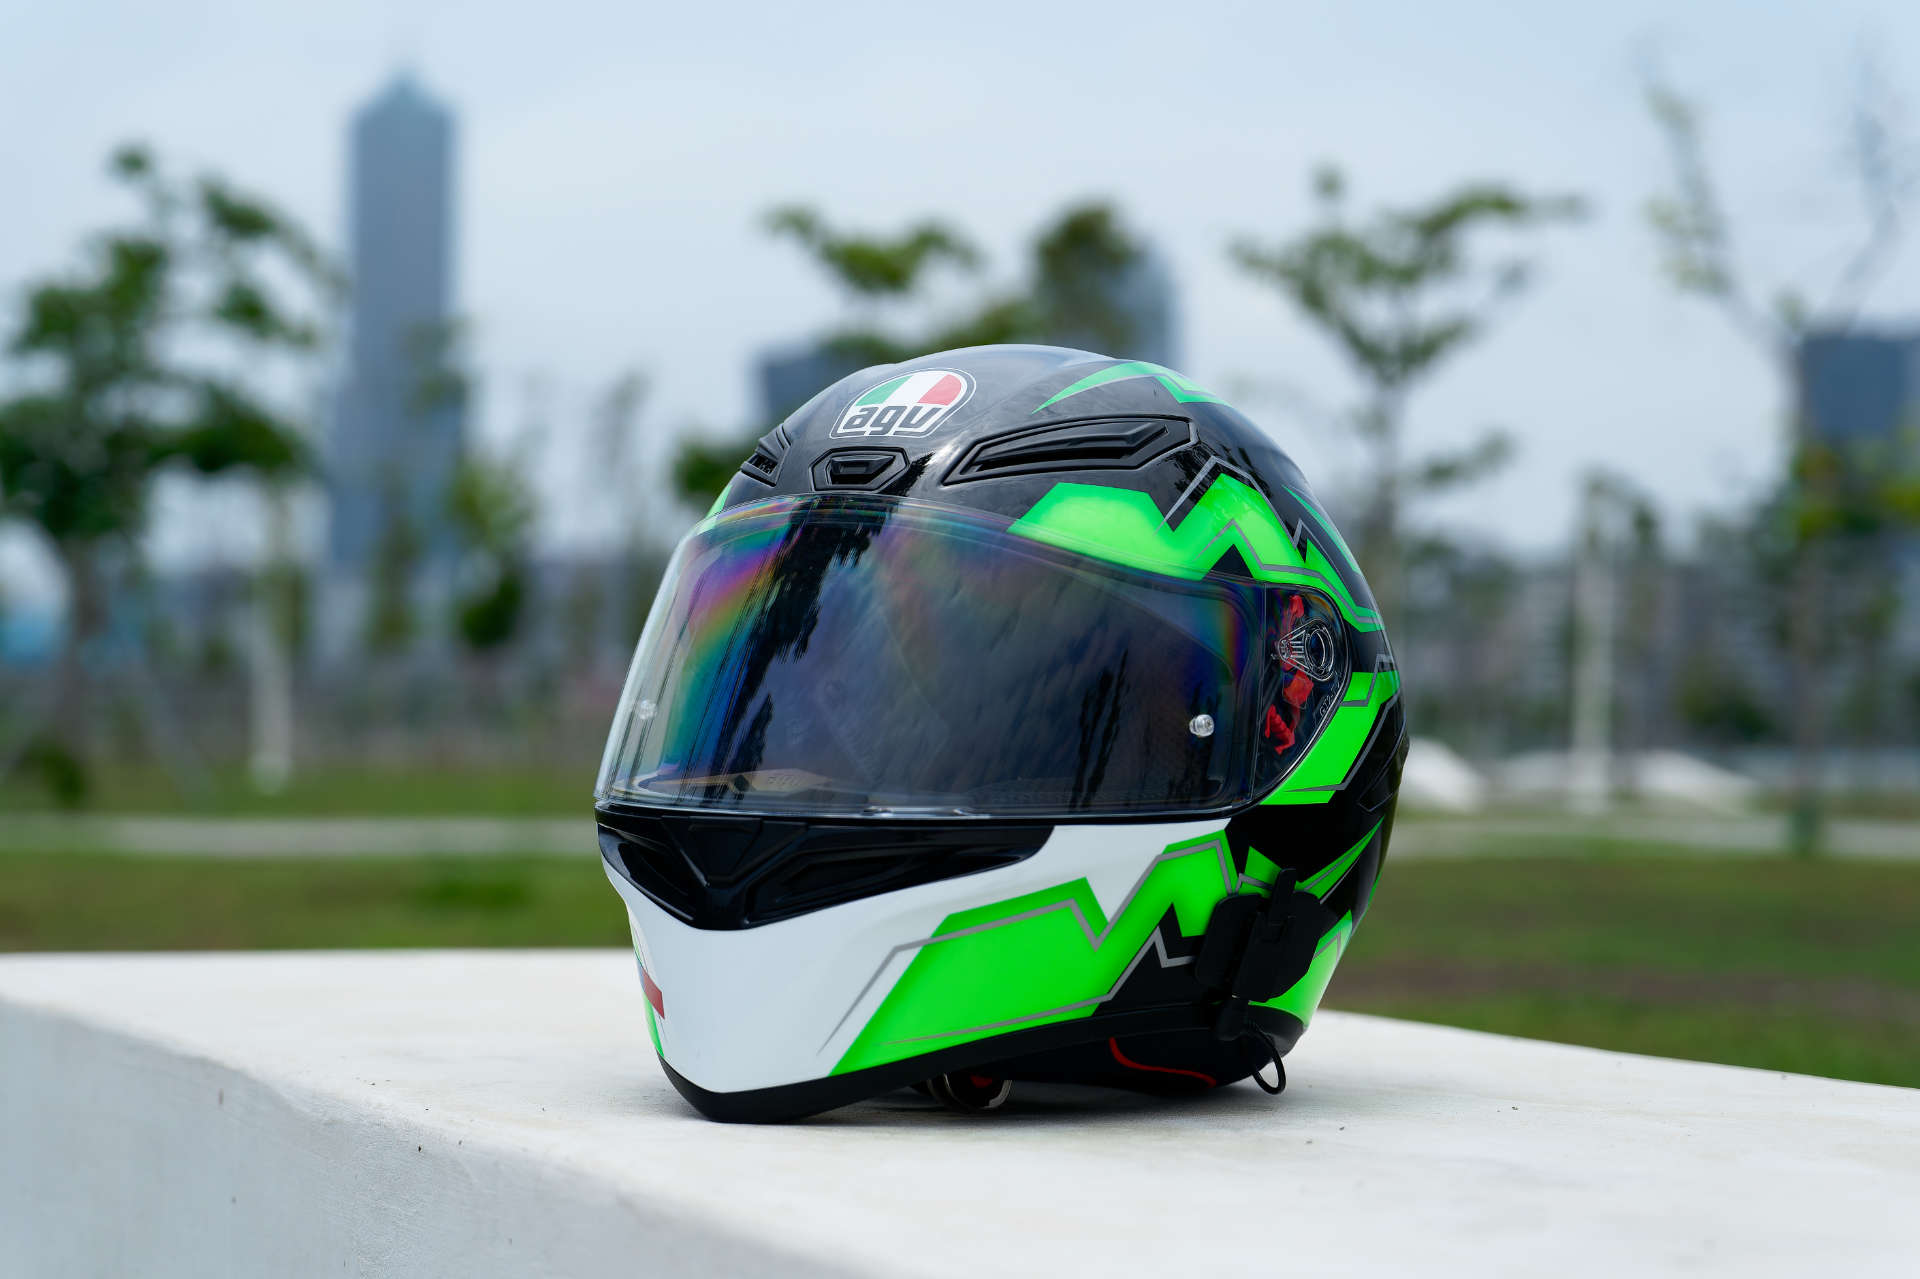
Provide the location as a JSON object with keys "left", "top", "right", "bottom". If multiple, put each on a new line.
{"left": 945, "top": 415, "right": 1192, "bottom": 483}
{"left": 597, "top": 809, "right": 1048, "bottom": 929}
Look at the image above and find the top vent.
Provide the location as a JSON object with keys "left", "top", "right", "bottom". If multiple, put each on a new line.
{"left": 812, "top": 447, "right": 908, "bottom": 492}
{"left": 944, "top": 416, "right": 1191, "bottom": 483}
{"left": 738, "top": 424, "right": 790, "bottom": 485}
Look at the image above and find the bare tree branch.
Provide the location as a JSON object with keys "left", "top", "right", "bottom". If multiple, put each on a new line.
{"left": 1642, "top": 68, "right": 1786, "bottom": 356}
{"left": 1824, "top": 51, "right": 1914, "bottom": 323}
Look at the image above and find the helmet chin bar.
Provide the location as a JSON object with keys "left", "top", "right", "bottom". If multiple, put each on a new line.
{"left": 656, "top": 1003, "right": 1311, "bottom": 1124}
{"left": 910, "top": 880, "right": 1330, "bottom": 1117}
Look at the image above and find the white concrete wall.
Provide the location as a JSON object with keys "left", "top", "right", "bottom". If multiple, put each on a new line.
{"left": 3, "top": 951, "right": 1917, "bottom": 1278}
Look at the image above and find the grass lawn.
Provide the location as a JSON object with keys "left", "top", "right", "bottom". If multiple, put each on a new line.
{"left": 1, "top": 848, "right": 1915, "bottom": 1089}
{"left": 1334, "top": 856, "right": 1920, "bottom": 1089}
{"left": 0, "top": 762, "right": 596, "bottom": 817}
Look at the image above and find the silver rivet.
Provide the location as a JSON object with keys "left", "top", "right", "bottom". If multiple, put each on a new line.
{"left": 1189, "top": 713, "right": 1215, "bottom": 738}
{"left": 635, "top": 699, "right": 657, "bottom": 720}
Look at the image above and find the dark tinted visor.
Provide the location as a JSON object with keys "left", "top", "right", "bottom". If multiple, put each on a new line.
{"left": 597, "top": 496, "right": 1297, "bottom": 817}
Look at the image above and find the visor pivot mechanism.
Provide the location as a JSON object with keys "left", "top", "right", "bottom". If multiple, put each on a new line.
{"left": 926, "top": 1071, "right": 1012, "bottom": 1114}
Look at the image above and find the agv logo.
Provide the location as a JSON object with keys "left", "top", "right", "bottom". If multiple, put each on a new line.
{"left": 833, "top": 369, "right": 974, "bottom": 438}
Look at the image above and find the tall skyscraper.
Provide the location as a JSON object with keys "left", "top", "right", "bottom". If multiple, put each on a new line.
{"left": 325, "top": 73, "right": 464, "bottom": 646}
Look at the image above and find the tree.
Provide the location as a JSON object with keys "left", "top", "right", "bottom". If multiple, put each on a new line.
{"left": 448, "top": 451, "right": 535, "bottom": 655}
{"left": 1643, "top": 59, "right": 1920, "bottom": 852}
{"left": 669, "top": 201, "right": 1154, "bottom": 506}
{"left": 363, "top": 479, "right": 422, "bottom": 654}
{"left": 1031, "top": 204, "right": 1147, "bottom": 355}
{"left": 1231, "top": 169, "right": 1581, "bottom": 622}
{"left": 763, "top": 203, "right": 1034, "bottom": 368}
{"left": 0, "top": 144, "right": 338, "bottom": 802}
{"left": 765, "top": 206, "right": 981, "bottom": 302}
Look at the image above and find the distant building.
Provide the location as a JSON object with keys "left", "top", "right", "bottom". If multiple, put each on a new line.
{"left": 1800, "top": 330, "right": 1920, "bottom": 458}
{"left": 1032, "top": 242, "right": 1182, "bottom": 369}
{"left": 323, "top": 73, "right": 465, "bottom": 656}
{"left": 753, "top": 243, "right": 1183, "bottom": 427}
{"left": 756, "top": 343, "right": 869, "bottom": 427}
{"left": 1097, "top": 245, "right": 1181, "bottom": 369}
{"left": 1799, "top": 330, "right": 1920, "bottom": 661}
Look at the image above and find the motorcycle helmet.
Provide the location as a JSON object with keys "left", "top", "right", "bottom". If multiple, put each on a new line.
{"left": 596, "top": 345, "right": 1405, "bottom": 1121}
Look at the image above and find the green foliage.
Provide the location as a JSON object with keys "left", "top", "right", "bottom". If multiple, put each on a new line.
{"left": 16, "top": 738, "right": 89, "bottom": 809}
{"left": 671, "top": 433, "right": 755, "bottom": 509}
{"left": 0, "top": 144, "right": 338, "bottom": 802}
{"left": 405, "top": 318, "right": 471, "bottom": 416}
{"left": 364, "top": 493, "right": 422, "bottom": 655}
{"left": 1233, "top": 169, "right": 1582, "bottom": 394}
{"left": 448, "top": 452, "right": 535, "bottom": 558}
{"left": 1232, "top": 169, "right": 1581, "bottom": 614}
{"left": 669, "top": 201, "right": 1158, "bottom": 507}
{"left": 1409, "top": 430, "right": 1515, "bottom": 491}
{"left": 1031, "top": 204, "right": 1144, "bottom": 354}
{"left": 455, "top": 570, "right": 525, "bottom": 654}
{"left": 448, "top": 454, "right": 536, "bottom": 654}
{"left": 1643, "top": 86, "right": 1744, "bottom": 302}
{"left": 0, "top": 146, "right": 332, "bottom": 544}
{"left": 766, "top": 206, "right": 980, "bottom": 297}
{"left": 1674, "top": 656, "right": 1779, "bottom": 745}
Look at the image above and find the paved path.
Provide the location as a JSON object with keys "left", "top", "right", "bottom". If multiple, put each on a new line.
{"left": 3, "top": 949, "right": 1916, "bottom": 1276}
{"left": 1390, "top": 812, "right": 1920, "bottom": 861}
{"left": 3, "top": 811, "right": 1914, "bottom": 860}
{"left": 0, "top": 815, "right": 591, "bottom": 857}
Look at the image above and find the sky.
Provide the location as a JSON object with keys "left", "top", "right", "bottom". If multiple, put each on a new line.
{"left": 6, "top": 0, "right": 1920, "bottom": 604}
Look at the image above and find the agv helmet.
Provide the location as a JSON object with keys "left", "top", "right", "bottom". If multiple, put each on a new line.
{"left": 597, "top": 345, "right": 1405, "bottom": 1121}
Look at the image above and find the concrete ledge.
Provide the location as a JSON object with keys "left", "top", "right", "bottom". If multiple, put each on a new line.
{"left": 3, "top": 951, "right": 1916, "bottom": 1277}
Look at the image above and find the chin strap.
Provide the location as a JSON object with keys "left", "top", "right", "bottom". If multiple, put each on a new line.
{"left": 1242, "top": 1026, "right": 1287, "bottom": 1094}
{"left": 1194, "top": 871, "right": 1338, "bottom": 1091}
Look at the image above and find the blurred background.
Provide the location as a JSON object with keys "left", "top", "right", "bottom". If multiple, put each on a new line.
{"left": 3, "top": 2, "right": 1916, "bottom": 1088}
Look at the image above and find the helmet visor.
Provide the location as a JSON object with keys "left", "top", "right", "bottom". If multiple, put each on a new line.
{"left": 598, "top": 496, "right": 1339, "bottom": 818}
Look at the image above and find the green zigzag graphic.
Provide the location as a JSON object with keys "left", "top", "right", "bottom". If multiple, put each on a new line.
{"left": 833, "top": 823, "right": 1378, "bottom": 1075}
{"left": 1006, "top": 474, "right": 1383, "bottom": 632}
{"left": 1034, "top": 360, "right": 1225, "bottom": 412}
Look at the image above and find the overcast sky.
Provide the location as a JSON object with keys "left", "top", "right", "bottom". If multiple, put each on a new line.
{"left": 6, "top": 0, "right": 1920, "bottom": 601}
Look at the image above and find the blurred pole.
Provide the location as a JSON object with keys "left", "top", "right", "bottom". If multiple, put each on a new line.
{"left": 248, "top": 489, "right": 295, "bottom": 795}
{"left": 1787, "top": 366, "right": 1829, "bottom": 858}
{"left": 1569, "top": 474, "right": 1614, "bottom": 815}
{"left": 246, "top": 607, "right": 293, "bottom": 794}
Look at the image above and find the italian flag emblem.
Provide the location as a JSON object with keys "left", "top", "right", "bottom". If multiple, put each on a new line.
{"left": 833, "top": 368, "right": 974, "bottom": 438}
